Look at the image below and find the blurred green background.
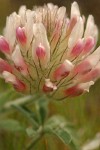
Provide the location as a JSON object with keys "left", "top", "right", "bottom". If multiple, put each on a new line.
{"left": 0, "top": 0, "right": 100, "bottom": 150}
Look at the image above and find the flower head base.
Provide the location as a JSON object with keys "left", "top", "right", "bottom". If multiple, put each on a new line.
{"left": 0, "top": 2, "right": 100, "bottom": 100}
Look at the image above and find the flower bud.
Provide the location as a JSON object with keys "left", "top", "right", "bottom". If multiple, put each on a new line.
{"left": 64, "top": 81, "right": 94, "bottom": 97}
{"left": 0, "top": 36, "right": 10, "bottom": 53}
{"left": 53, "top": 60, "right": 74, "bottom": 80}
{"left": 36, "top": 43, "right": 46, "bottom": 59}
{"left": 70, "top": 39, "right": 84, "bottom": 58}
{"left": 73, "top": 61, "right": 92, "bottom": 75}
{"left": 68, "top": 17, "right": 84, "bottom": 49}
{"left": 43, "top": 79, "right": 57, "bottom": 93}
{"left": 16, "top": 27, "right": 27, "bottom": 44}
{"left": 64, "top": 85, "right": 83, "bottom": 97}
{"left": 32, "top": 23, "right": 50, "bottom": 67}
{"left": 83, "top": 36, "right": 95, "bottom": 54}
{"left": 0, "top": 58, "right": 12, "bottom": 73}
{"left": 73, "top": 46, "right": 100, "bottom": 75}
{"left": 2, "top": 71, "right": 26, "bottom": 92}
{"left": 11, "top": 45, "right": 28, "bottom": 76}
{"left": 79, "top": 62, "right": 100, "bottom": 83}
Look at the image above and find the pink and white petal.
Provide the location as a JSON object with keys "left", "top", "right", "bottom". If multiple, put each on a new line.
{"left": 93, "top": 25, "right": 98, "bottom": 46}
{"left": 52, "top": 6, "right": 66, "bottom": 36}
{"left": 48, "top": 5, "right": 58, "bottom": 30}
{"left": 73, "top": 46, "right": 100, "bottom": 75}
{"left": 86, "top": 46, "right": 100, "bottom": 67}
{"left": 84, "top": 15, "right": 94, "bottom": 38}
{"left": 2, "top": 71, "right": 17, "bottom": 84}
{"left": 67, "top": 16, "right": 77, "bottom": 33}
{"left": 0, "top": 58, "right": 12, "bottom": 73}
{"left": 32, "top": 23, "right": 50, "bottom": 66}
{"left": 82, "top": 36, "right": 95, "bottom": 55}
{"left": 73, "top": 60, "right": 92, "bottom": 75}
{"left": 68, "top": 17, "right": 84, "bottom": 49}
{"left": 18, "top": 5, "right": 27, "bottom": 25}
{"left": 78, "top": 81, "right": 94, "bottom": 92}
{"left": 64, "top": 81, "right": 94, "bottom": 97}
{"left": 43, "top": 79, "right": 57, "bottom": 93}
{"left": 4, "top": 12, "right": 21, "bottom": 50}
{"left": 84, "top": 15, "right": 98, "bottom": 42}
{"left": 25, "top": 10, "right": 35, "bottom": 49}
{"left": 0, "top": 36, "right": 10, "bottom": 54}
{"left": 47, "top": 3, "right": 57, "bottom": 10}
{"left": 36, "top": 43, "right": 46, "bottom": 59}
{"left": 57, "top": 6, "right": 66, "bottom": 22}
{"left": 53, "top": 60, "right": 74, "bottom": 80}
{"left": 11, "top": 45, "right": 28, "bottom": 76}
{"left": 64, "top": 84, "right": 83, "bottom": 97}
{"left": 16, "top": 27, "right": 27, "bottom": 44}
{"left": 2, "top": 71, "right": 26, "bottom": 92}
{"left": 71, "top": 1, "right": 80, "bottom": 19}
{"left": 79, "top": 62, "right": 100, "bottom": 83}
{"left": 69, "top": 38, "right": 84, "bottom": 58}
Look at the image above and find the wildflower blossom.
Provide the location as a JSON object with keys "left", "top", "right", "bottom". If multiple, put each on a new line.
{"left": 0, "top": 2, "right": 100, "bottom": 100}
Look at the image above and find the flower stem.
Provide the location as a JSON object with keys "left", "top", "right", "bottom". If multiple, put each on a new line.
{"left": 26, "top": 133, "right": 43, "bottom": 150}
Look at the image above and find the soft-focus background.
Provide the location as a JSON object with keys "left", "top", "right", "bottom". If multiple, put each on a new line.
{"left": 0, "top": 0, "right": 100, "bottom": 150}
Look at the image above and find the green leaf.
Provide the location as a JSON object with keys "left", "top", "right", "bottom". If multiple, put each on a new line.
{"left": 26, "top": 127, "right": 37, "bottom": 137}
{"left": 45, "top": 116, "right": 71, "bottom": 144}
{"left": 53, "top": 127, "right": 72, "bottom": 144}
{"left": 44, "top": 115, "right": 67, "bottom": 130}
{"left": 12, "top": 105, "right": 39, "bottom": 128}
{"left": 0, "top": 119, "right": 25, "bottom": 132}
{"left": 44, "top": 115, "right": 79, "bottom": 150}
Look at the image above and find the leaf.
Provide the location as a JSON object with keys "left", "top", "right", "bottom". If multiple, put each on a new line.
{"left": 44, "top": 115, "right": 79, "bottom": 150}
{"left": 0, "top": 119, "right": 25, "bottom": 132}
{"left": 44, "top": 115, "right": 67, "bottom": 130}
{"left": 53, "top": 127, "right": 72, "bottom": 144}
{"left": 12, "top": 105, "right": 39, "bottom": 128}
{"left": 26, "top": 127, "right": 38, "bottom": 137}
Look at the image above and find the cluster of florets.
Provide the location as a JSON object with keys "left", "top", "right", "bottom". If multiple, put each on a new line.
{"left": 0, "top": 2, "right": 100, "bottom": 100}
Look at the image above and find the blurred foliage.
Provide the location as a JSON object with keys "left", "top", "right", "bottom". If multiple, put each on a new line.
{"left": 0, "top": 0, "right": 100, "bottom": 150}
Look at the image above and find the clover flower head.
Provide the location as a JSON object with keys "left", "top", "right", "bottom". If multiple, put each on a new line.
{"left": 0, "top": 2, "right": 100, "bottom": 100}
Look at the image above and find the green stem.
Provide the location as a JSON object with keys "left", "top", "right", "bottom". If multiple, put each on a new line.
{"left": 26, "top": 133, "right": 43, "bottom": 150}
